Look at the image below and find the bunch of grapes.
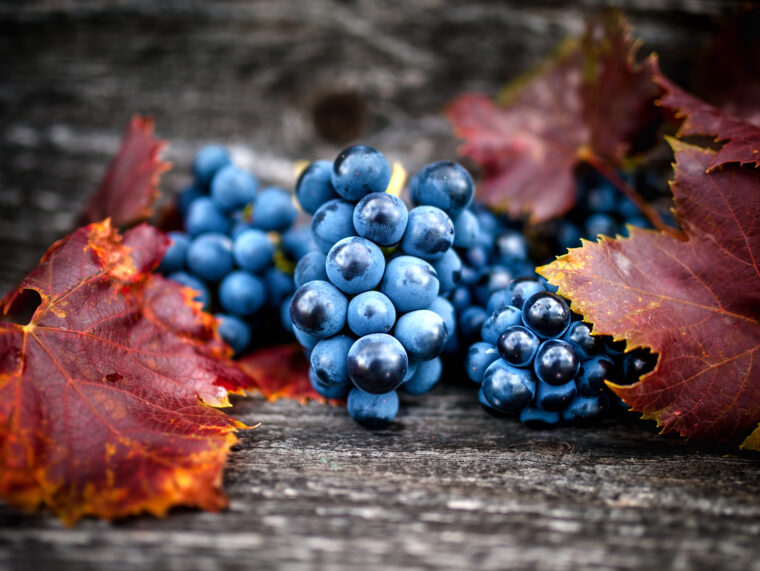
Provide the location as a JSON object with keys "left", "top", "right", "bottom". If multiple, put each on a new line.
{"left": 158, "top": 145, "right": 315, "bottom": 355}
{"left": 289, "top": 145, "right": 477, "bottom": 428}
{"left": 466, "top": 279, "right": 658, "bottom": 426}
{"left": 536, "top": 169, "right": 665, "bottom": 255}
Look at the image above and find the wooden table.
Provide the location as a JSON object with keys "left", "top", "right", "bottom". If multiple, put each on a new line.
{"left": 1, "top": 2, "right": 758, "bottom": 569}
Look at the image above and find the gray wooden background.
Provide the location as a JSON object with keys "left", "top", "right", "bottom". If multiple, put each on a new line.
{"left": 1, "top": 1, "right": 759, "bottom": 570}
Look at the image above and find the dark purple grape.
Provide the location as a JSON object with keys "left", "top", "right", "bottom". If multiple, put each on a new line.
{"left": 522, "top": 292, "right": 571, "bottom": 339}
{"left": 533, "top": 339, "right": 580, "bottom": 385}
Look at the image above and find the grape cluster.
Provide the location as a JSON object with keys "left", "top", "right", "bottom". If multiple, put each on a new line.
{"left": 466, "top": 280, "right": 657, "bottom": 426}
{"left": 290, "top": 146, "right": 475, "bottom": 428}
{"left": 539, "top": 170, "right": 659, "bottom": 254}
{"left": 158, "top": 145, "right": 314, "bottom": 355}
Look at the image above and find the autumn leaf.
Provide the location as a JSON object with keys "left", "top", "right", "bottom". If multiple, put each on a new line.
{"left": 447, "top": 12, "right": 659, "bottom": 222}
{"left": 78, "top": 116, "right": 170, "bottom": 228}
{"left": 539, "top": 85, "right": 760, "bottom": 449}
{"left": 656, "top": 73, "right": 760, "bottom": 169}
{"left": 237, "top": 343, "right": 324, "bottom": 404}
{"left": 0, "top": 220, "right": 254, "bottom": 525}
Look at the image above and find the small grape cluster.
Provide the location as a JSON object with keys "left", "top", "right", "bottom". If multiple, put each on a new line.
{"left": 466, "top": 278, "right": 657, "bottom": 426}
{"left": 158, "top": 145, "right": 315, "bottom": 354}
{"left": 541, "top": 171, "right": 659, "bottom": 254}
{"left": 289, "top": 145, "right": 476, "bottom": 428}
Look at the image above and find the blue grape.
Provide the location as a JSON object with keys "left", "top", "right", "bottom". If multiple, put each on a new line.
{"left": 311, "top": 199, "right": 357, "bottom": 254}
{"left": 465, "top": 342, "right": 500, "bottom": 383}
{"left": 218, "top": 270, "right": 266, "bottom": 316}
{"left": 576, "top": 354, "right": 615, "bottom": 395}
{"left": 158, "top": 231, "right": 190, "bottom": 274}
{"left": 410, "top": 160, "right": 474, "bottom": 216}
{"left": 401, "top": 206, "right": 454, "bottom": 261}
{"left": 252, "top": 187, "right": 297, "bottom": 232}
{"left": 381, "top": 255, "right": 439, "bottom": 312}
{"left": 281, "top": 225, "right": 318, "bottom": 262}
{"left": 585, "top": 213, "right": 618, "bottom": 238}
{"left": 168, "top": 271, "right": 210, "bottom": 308}
{"left": 178, "top": 184, "right": 204, "bottom": 216}
{"left": 325, "top": 236, "right": 385, "bottom": 295}
{"left": 449, "top": 285, "right": 472, "bottom": 312}
{"left": 459, "top": 306, "right": 488, "bottom": 345}
{"left": 210, "top": 165, "right": 257, "bottom": 212}
{"left": 331, "top": 145, "right": 391, "bottom": 201}
{"left": 604, "top": 337, "right": 627, "bottom": 358}
{"left": 264, "top": 267, "right": 295, "bottom": 307}
{"left": 353, "top": 192, "right": 408, "bottom": 246}
{"left": 473, "top": 265, "right": 513, "bottom": 306}
{"left": 556, "top": 220, "right": 582, "bottom": 250}
{"left": 290, "top": 280, "right": 347, "bottom": 339}
{"left": 186, "top": 233, "right": 234, "bottom": 281}
{"left": 533, "top": 339, "right": 580, "bottom": 386}
{"left": 394, "top": 309, "right": 447, "bottom": 361}
{"left": 294, "top": 251, "right": 328, "bottom": 288}
{"left": 561, "top": 321, "right": 599, "bottom": 360}
{"left": 622, "top": 348, "right": 658, "bottom": 384}
{"left": 494, "top": 230, "right": 529, "bottom": 266}
{"left": 294, "top": 327, "right": 320, "bottom": 351}
{"left": 193, "top": 144, "right": 232, "bottom": 187}
{"left": 519, "top": 403, "right": 560, "bottom": 427}
{"left": 185, "top": 197, "right": 229, "bottom": 236}
{"left": 427, "top": 297, "right": 456, "bottom": 345}
{"left": 522, "top": 291, "right": 571, "bottom": 339}
{"left": 463, "top": 245, "right": 489, "bottom": 269}
{"left": 233, "top": 229, "right": 274, "bottom": 273}
{"left": 452, "top": 209, "right": 480, "bottom": 248}
{"left": 562, "top": 394, "right": 608, "bottom": 424}
{"left": 347, "top": 388, "right": 399, "bottom": 429}
{"left": 310, "top": 367, "right": 350, "bottom": 399}
{"left": 535, "top": 378, "right": 577, "bottom": 412}
{"left": 216, "top": 313, "right": 252, "bottom": 355}
{"left": 403, "top": 357, "right": 442, "bottom": 395}
{"left": 403, "top": 360, "right": 419, "bottom": 383}
{"left": 347, "top": 334, "right": 408, "bottom": 394}
{"left": 296, "top": 160, "right": 339, "bottom": 215}
{"left": 481, "top": 360, "right": 536, "bottom": 413}
{"left": 617, "top": 195, "right": 640, "bottom": 219}
{"left": 347, "top": 291, "right": 396, "bottom": 336}
{"left": 585, "top": 181, "right": 617, "bottom": 213}
{"left": 310, "top": 335, "right": 354, "bottom": 386}
{"left": 480, "top": 305, "right": 522, "bottom": 345}
{"left": 497, "top": 325, "right": 540, "bottom": 368}
{"left": 505, "top": 277, "right": 545, "bottom": 310}
{"left": 486, "top": 290, "right": 507, "bottom": 314}
{"left": 431, "top": 249, "right": 462, "bottom": 293}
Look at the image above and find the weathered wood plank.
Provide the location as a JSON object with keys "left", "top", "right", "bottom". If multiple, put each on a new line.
{"left": 0, "top": 388, "right": 759, "bottom": 570}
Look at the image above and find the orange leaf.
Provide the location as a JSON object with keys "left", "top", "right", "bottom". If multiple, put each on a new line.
{"left": 79, "top": 116, "right": 170, "bottom": 228}
{"left": 0, "top": 220, "right": 254, "bottom": 525}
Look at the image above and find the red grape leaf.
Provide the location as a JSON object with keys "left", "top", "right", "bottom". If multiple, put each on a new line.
{"left": 79, "top": 116, "right": 170, "bottom": 228}
{"left": 447, "top": 12, "right": 659, "bottom": 222}
{"left": 539, "top": 97, "right": 760, "bottom": 447}
{"left": 0, "top": 220, "right": 255, "bottom": 525}
{"left": 656, "top": 73, "right": 760, "bottom": 170}
{"left": 237, "top": 344, "right": 325, "bottom": 404}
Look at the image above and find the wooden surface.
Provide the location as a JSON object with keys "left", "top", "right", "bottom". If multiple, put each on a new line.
{"left": 1, "top": 2, "right": 759, "bottom": 570}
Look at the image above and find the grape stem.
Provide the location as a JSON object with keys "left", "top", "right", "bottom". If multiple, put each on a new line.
{"left": 585, "top": 153, "right": 686, "bottom": 240}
